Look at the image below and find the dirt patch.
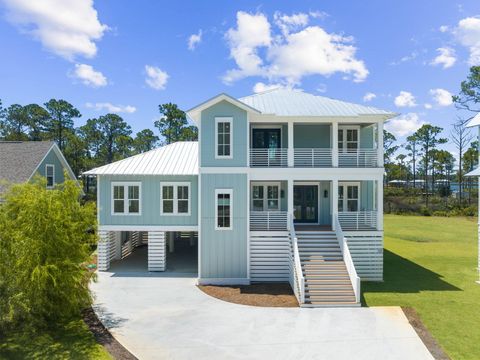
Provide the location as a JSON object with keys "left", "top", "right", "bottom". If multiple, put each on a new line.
{"left": 402, "top": 307, "right": 450, "bottom": 360}
{"left": 82, "top": 307, "right": 137, "bottom": 360}
{"left": 198, "top": 283, "right": 299, "bottom": 307}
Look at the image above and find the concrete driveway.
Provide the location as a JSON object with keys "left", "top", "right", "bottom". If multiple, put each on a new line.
{"left": 91, "top": 271, "right": 433, "bottom": 360}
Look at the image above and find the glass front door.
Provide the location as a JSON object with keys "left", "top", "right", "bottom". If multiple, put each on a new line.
{"left": 252, "top": 128, "right": 281, "bottom": 149}
{"left": 293, "top": 185, "right": 318, "bottom": 223}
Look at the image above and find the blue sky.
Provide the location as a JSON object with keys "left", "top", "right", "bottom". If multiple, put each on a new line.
{"left": 0, "top": 0, "right": 479, "bottom": 155}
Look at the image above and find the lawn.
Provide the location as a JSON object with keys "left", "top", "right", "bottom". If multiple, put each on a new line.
{"left": 363, "top": 215, "right": 480, "bottom": 360}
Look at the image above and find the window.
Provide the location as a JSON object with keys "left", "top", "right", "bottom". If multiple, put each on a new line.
{"left": 338, "top": 183, "right": 359, "bottom": 212}
{"left": 338, "top": 127, "right": 359, "bottom": 152}
{"left": 45, "top": 164, "right": 55, "bottom": 188}
{"left": 215, "top": 117, "right": 233, "bottom": 159}
{"left": 251, "top": 183, "right": 280, "bottom": 211}
{"left": 215, "top": 189, "right": 233, "bottom": 230}
{"left": 111, "top": 182, "right": 141, "bottom": 215}
{"left": 160, "top": 182, "right": 191, "bottom": 215}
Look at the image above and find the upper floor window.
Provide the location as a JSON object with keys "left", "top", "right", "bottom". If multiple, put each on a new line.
{"left": 45, "top": 164, "right": 55, "bottom": 188}
{"left": 160, "top": 182, "right": 191, "bottom": 215}
{"left": 215, "top": 189, "right": 232, "bottom": 230}
{"left": 112, "top": 182, "right": 141, "bottom": 215}
{"left": 338, "top": 127, "right": 359, "bottom": 152}
{"left": 215, "top": 117, "right": 233, "bottom": 159}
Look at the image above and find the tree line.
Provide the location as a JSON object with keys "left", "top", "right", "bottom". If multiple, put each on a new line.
{"left": 0, "top": 100, "right": 197, "bottom": 175}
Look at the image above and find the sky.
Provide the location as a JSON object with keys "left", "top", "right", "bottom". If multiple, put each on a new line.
{"left": 0, "top": 0, "right": 480, "bottom": 157}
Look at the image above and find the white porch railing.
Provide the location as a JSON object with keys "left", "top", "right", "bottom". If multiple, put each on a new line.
{"left": 338, "top": 211, "right": 377, "bottom": 230}
{"left": 250, "top": 211, "right": 288, "bottom": 231}
{"left": 250, "top": 148, "right": 288, "bottom": 167}
{"left": 294, "top": 148, "right": 332, "bottom": 167}
{"left": 288, "top": 214, "right": 305, "bottom": 305}
{"left": 334, "top": 215, "right": 360, "bottom": 304}
{"left": 338, "top": 149, "right": 378, "bottom": 168}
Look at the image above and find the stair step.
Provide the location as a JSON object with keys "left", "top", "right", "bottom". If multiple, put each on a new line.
{"left": 305, "top": 295, "right": 356, "bottom": 301}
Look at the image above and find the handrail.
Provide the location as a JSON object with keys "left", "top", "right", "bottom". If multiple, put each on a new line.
{"left": 334, "top": 215, "right": 360, "bottom": 303}
{"left": 288, "top": 214, "right": 305, "bottom": 305}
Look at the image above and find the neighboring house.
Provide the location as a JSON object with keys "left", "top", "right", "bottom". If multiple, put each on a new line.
{"left": 0, "top": 141, "right": 78, "bottom": 197}
{"left": 85, "top": 89, "right": 396, "bottom": 306}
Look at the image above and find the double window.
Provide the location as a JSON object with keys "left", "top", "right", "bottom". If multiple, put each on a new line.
{"left": 338, "top": 182, "right": 359, "bottom": 212}
{"left": 338, "top": 127, "right": 359, "bottom": 152}
{"left": 45, "top": 164, "right": 55, "bottom": 188}
{"left": 251, "top": 183, "right": 280, "bottom": 211}
{"left": 215, "top": 189, "right": 232, "bottom": 230}
{"left": 161, "top": 182, "right": 190, "bottom": 215}
{"left": 112, "top": 182, "right": 141, "bottom": 215}
{"left": 215, "top": 117, "right": 233, "bottom": 159}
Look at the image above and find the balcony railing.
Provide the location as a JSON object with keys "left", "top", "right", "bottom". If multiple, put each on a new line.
{"left": 338, "top": 149, "right": 378, "bottom": 168}
{"left": 250, "top": 211, "right": 289, "bottom": 231}
{"left": 294, "top": 148, "right": 332, "bottom": 167}
{"left": 250, "top": 148, "right": 288, "bottom": 167}
{"left": 338, "top": 211, "right": 377, "bottom": 230}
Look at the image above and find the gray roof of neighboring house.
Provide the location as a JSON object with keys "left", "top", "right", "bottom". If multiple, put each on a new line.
{"left": 0, "top": 141, "right": 55, "bottom": 193}
{"left": 239, "top": 88, "right": 396, "bottom": 117}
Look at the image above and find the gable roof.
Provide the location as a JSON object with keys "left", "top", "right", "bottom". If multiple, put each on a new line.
{"left": 83, "top": 141, "right": 198, "bottom": 176}
{"left": 239, "top": 88, "right": 396, "bottom": 117}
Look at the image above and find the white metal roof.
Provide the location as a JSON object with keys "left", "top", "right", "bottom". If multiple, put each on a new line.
{"left": 239, "top": 88, "right": 396, "bottom": 117}
{"left": 466, "top": 112, "right": 480, "bottom": 128}
{"left": 83, "top": 141, "right": 198, "bottom": 176}
{"left": 466, "top": 167, "right": 480, "bottom": 177}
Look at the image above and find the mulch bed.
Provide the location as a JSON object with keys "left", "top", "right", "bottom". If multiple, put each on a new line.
{"left": 402, "top": 307, "right": 450, "bottom": 360}
{"left": 82, "top": 307, "right": 137, "bottom": 360}
{"left": 198, "top": 283, "right": 299, "bottom": 307}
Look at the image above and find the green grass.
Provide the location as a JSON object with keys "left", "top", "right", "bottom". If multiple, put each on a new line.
{"left": 0, "top": 319, "right": 111, "bottom": 360}
{"left": 363, "top": 215, "right": 480, "bottom": 360}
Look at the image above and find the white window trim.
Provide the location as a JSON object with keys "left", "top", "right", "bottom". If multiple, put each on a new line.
{"left": 111, "top": 182, "right": 142, "bottom": 216}
{"left": 215, "top": 188, "right": 233, "bottom": 231}
{"left": 45, "top": 164, "right": 55, "bottom": 189}
{"left": 338, "top": 125, "right": 360, "bottom": 152}
{"left": 338, "top": 181, "right": 360, "bottom": 212}
{"left": 250, "top": 182, "right": 281, "bottom": 211}
{"left": 215, "top": 117, "right": 233, "bottom": 159}
{"left": 160, "top": 182, "right": 191, "bottom": 216}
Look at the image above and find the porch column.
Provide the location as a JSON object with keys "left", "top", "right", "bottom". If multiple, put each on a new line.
{"left": 377, "top": 179, "right": 384, "bottom": 231}
{"left": 148, "top": 231, "right": 166, "bottom": 271}
{"left": 332, "top": 122, "right": 338, "bottom": 167}
{"left": 287, "top": 179, "right": 294, "bottom": 219}
{"left": 97, "top": 230, "right": 115, "bottom": 271}
{"left": 332, "top": 179, "right": 338, "bottom": 230}
{"left": 288, "top": 121, "right": 294, "bottom": 167}
{"left": 377, "top": 122, "right": 384, "bottom": 167}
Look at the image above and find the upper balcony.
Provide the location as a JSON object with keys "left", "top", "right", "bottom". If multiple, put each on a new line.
{"left": 249, "top": 122, "right": 383, "bottom": 168}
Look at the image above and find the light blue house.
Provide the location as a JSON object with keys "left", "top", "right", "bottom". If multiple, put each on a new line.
{"left": 85, "top": 89, "right": 396, "bottom": 307}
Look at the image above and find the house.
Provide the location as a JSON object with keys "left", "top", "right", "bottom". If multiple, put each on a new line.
{"left": 84, "top": 89, "right": 396, "bottom": 306}
{"left": 0, "top": 141, "right": 78, "bottom": 197}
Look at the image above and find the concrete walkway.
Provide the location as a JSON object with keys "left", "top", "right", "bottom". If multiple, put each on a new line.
{"left": 91, "top": 255, "right": 433, "bottom": 360}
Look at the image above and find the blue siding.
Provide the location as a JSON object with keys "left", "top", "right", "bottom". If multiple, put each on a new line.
{"left": 294, "top": 124, "right": 331, "bottom": 148}
{"left": 360, "top": 181, "right": 375, "bottom": 211}
{"left": 99, "top": 175, "right": 198, "bottom": 226}
{"left": 200, "top": 173, "right": 247, "bottom": 279}
{"left": 36, "top": 148, "right": 68, "bottom": 184}
{"left": 319, "top": 182, "right": 331, "bottom": 225}
{"left": 360, "top": 125, "right": 374, "bottom": 148}
{"left": 201, "top": 100, "right": 247, "bottom": 167}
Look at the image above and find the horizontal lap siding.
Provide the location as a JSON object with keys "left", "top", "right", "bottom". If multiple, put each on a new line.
{"left": 250, "top": 232, "right": 290, "bottom": 282}
{"left": 148, "top": 231, "right": 166, "bottom": 271}
{"left": 345, "top": 231, "right": 383, "bottom": 281}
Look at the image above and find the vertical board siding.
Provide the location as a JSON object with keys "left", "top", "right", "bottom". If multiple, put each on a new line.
{"left": 319, "top": 181, "right": 332, "bottom": 225}
{"left": 360, "top": 181, "right": 375, "bottom": 211}
{"left": 294, "top": 124, "right": 331, "bottom": 148}
{"left": 345, "top": 231, "right": 383, "bottom": 281}
{"left": 200, "top": 100, "right": 247, "bottom": 167}
{"left": 200, "top": 173, "right": 247, "bottom": 279}
{"left": 250, "top": 231, "right": 290, "bottom": 282}
{"left": 97, "top": 230, "right": 115, "bottom": 271}
{"left": 98, "top": 175, "right": 198, "bottom": 226}
{"left": 148, "top": 231, "right": 166, "bottom": 271}
{"left": 360, "top": 125, "right": 374, "bottom": 149}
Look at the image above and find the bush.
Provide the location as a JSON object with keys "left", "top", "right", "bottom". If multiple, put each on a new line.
{"left": 420, "top": 206, "right": 432, "bottom": 216}
{"left": 0, "top": 177, "right": 97, "bottom": 331}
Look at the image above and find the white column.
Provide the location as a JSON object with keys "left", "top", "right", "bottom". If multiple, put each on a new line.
{"left": 377, "top": 122, "right": 384, "bottom": 167}
{"left": 288, "top": 121, "right": 294, "bottom": 167}
{"left": 377, "top": 179, "right": 384, "bottom": 231}
{"left": 332, "top": 122, "right": 338, "bottom": 167}
{"left": 332, "top": 179, "right": 338, "bottom": 230}
{"left": 287, "top": 179, "right": 294, "bottom": 218}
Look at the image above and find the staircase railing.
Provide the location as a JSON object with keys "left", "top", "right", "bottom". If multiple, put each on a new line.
{"left": 334, "top": 215, "right": 361, "bottom": 303}
{"left": 288, "top": 214, "right": 305, "bottom": 305}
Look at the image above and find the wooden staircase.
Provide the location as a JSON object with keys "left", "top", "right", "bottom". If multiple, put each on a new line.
{"left": 296, "top": 230, "right": 360, "bottom": 307}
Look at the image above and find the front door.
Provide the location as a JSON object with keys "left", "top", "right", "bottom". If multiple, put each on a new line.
{"left": 293, "top": 185, "right": 318, "bottom": 223}
{"left": 252, "top": 128, "right": 281, "bottom": 149}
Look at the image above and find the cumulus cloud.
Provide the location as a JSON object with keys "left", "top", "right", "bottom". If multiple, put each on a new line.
{"left": 188, "top": 30, "right": 202, "bottom": 50}
{"left": 439, "top": 25, "right": 449, "bottom": 33}
{"left": 86, "top": 102, "right": 136, "bottom": 113}
{"left": 454, "top": 16, "right": 480, "bottom": 65}
{"left": 363, "top": 92, "right": 376, "bottom": 102}
{"left": 394, "top": 91, "right": 417, "bottom": 107}
{"left": 430, "top": 47, "right": 456, "bottom": 69}
{"left": 385, "top": 113, "right": 425, "bottom": 137}
{"left": 72, "top": 64, "right": 107, "bottom": 87}
{"left": 252, "top": 82, "right": 286, "bottom": 93}
{"left": 3, "top": 0, "right": 108, "bottom": 60}
{"left": 145, "top": 65, "right": 169, "bottom": 90}
{"left": 430, "top": 88, "right": 453, "bottom": 106}
{"left": 223, "top": 11, "right": 368, "bottom": 86}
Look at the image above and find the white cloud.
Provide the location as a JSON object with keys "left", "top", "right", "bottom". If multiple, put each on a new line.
{"left": 72, "top": 64, "right": 107, "bottom": 87}
{"left": 145, "top": 65, "right": 169, "bottom": 90}
{"left": 316, "top": 83, "right": 327, "bottom": 93}
{"left": 385, "top": 113, "right": 425, "bottom": 137}
{"left": 86, "top": 102, "right": 136, "bottom": 113}
{"left": 394, "top": 91, "right": 417, "bottom": 107}
{"left": 188, "top": 30, "right": 202, "bottom": 50}
{"left": 3, "top": 0, "right": 108, "bottom": 60}
{"left": 454, "top": 16, "right": 480, "bottom": 65}
{"left": 252, "top": 82, "right": 286, "bottom": 93}
{"left": 363, "top": 92, "right": 376, "bottom": 102}
{"left": 223, "top": 11, "right": 368, "bottom": 86}
{"left": 430, "top": 47, "right": 456, "bottom": 69}
{"left": 430, "top": 88, "right": 453, "bottom": 106}
{"left": 424, "top": 103, "right": 432, "bottom": 109}
{"left": 390, "top": 51, "right": 418, "bottom": 65}
{"left": 439, "top": 25, "right": 449, "bottom": 33}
